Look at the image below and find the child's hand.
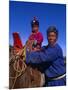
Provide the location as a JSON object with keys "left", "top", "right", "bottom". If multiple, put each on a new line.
{"left": 31, "top": 48, "right": 40, "bottom": 52}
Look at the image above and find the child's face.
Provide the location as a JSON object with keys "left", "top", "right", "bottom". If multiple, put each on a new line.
{"left": 47, "top": 32, "right": 57, "bottom": 45}
{"left": 32, "top": 25, "right": 39, "bottom": 33}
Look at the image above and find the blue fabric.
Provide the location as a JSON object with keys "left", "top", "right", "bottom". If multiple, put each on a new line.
{"left": 26, "top": 44, "right": 66, "bottom": 86}
{"left": 45, "top": 77, "right": 66, "bottom": 86}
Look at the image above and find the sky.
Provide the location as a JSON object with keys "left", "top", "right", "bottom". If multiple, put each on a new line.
{"left": 9, "top": 1, "right": 66, "bottom": 56}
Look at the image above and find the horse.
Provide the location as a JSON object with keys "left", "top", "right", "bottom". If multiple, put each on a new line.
{"left": 9, "top": 43, "right": 45, "bottom": 89}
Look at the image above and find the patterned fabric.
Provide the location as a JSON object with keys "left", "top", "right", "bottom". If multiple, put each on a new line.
{"left": 29, "top": 32, "right": 43, "bottom": 47}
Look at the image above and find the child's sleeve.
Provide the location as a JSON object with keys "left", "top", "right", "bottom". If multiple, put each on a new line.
{"left": 28, "top": 34, "right": 33, "bottom": 40}
{"left": 37, "top": 32, "right": 43, "bottom": 44}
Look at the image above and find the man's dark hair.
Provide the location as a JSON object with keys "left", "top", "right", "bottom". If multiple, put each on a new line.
{"left": 47, "top": 26, "right": 58, "bottom": 38}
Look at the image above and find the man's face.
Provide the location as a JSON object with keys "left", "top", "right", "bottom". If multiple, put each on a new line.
{"left": 47, "top": 32, "right": 57, "bottom": 45}
{"left": 32, "top": 25, "right": 39, "bottom": 33}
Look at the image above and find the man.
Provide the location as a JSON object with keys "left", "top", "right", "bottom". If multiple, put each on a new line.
{"left": 26, "top": 26, "right": 66, "bottom": 86}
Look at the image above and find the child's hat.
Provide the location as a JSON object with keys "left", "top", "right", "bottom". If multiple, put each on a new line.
{"left": 31, "top": 17, "right": 39, "bottom": 27}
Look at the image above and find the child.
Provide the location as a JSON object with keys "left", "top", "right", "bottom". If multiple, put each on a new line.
{"left": 26, "top": 26, "right": 66, "bottom": 86}
{"left": 28, "top": 17, "right": 43, "bottom": 51}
